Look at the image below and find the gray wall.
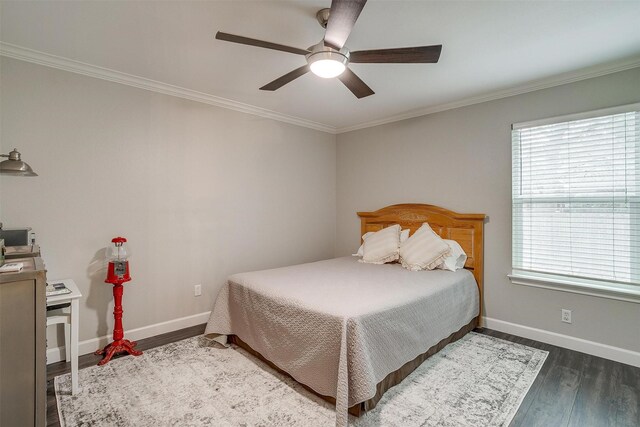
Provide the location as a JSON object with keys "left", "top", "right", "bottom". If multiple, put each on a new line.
{"left": 336, "top": 67, "right": 640, "bottom": 353}
{"left": 2, "top": 55, "right": 638, "bottom": 356}
{"left": 0, "top": 58, "right": 336, "bottom": 347}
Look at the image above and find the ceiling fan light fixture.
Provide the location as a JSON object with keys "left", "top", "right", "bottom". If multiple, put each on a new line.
{"left": 310, "top": 58, "right": 346, "bottom": 78}
{"left": 216, "top": 1, "right": 440, "bottom": 98}
{"left": 307, "top": 49, "right": 349, "bottom": 79}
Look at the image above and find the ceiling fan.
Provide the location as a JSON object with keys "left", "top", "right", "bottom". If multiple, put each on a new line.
{"left": 215, "top": 0, "right": 442, "bottom": 99}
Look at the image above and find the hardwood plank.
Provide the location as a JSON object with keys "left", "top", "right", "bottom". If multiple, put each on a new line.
{"left": 567, "top": 356, "right": 617, "bottom": 427}
{"left": 616, "top": 362, "right": 640, "bottom": 426}
{"left": 514, "top": 364, "right": 581, "bottom": 427}
{"left": 509, "top": 341, "right": 559, "bottom": 426}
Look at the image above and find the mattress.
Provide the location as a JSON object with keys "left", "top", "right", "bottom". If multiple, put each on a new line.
{"left": 204, "top": 256, "right": 479, "bottom": 426}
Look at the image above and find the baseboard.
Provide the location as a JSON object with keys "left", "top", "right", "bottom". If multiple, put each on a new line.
{"left": 46, "top": 312, "right": 639, "bottom": 368}
{"left": 483, "top": 317, "right": 640, "bottom": 368}
{"left": 46, "top": 311, "right": 211, "bottom": 364}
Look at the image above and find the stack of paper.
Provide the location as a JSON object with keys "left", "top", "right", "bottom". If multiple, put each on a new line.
{"left": 46, "top": 282, "right": 72, "bottom": 296}
{"left": 0, "top": 262, "right": 24, "bottom": 273}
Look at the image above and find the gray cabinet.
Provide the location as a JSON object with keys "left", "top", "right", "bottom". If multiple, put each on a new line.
{"left": 0, "top": 257, "right": 47, "bottom": 426}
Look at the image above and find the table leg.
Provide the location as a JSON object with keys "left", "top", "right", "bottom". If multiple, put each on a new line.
{"left": 64, "top": 321, "right": 71, "bottom": 362}
{"left": 70, "top": 299, "right": 79, "bottom": 395}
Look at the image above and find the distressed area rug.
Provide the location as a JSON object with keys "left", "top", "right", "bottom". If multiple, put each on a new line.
{"left": 55, "top": 332, "right": 547, "bottom": 426}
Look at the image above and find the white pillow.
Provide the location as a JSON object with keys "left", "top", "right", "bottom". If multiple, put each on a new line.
{"left": 354, "top": 229, "right": 409, "bottom": 257}
{"left": 437, "top": 239, "right": 467, "bottom": 271}
{"left": 360, "top": 224, "right": 402, "bottom": 264}
{"left": 399, "top": 223, "right": 451, "bottom": 271}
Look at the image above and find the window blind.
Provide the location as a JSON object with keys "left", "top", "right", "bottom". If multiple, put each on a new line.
{"left": 512, "top": 105, "right": 640, "bottom": 286}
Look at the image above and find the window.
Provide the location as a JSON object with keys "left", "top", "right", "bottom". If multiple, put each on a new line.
{"left": 510, "top": 104, "right": 640, "bottom": 302}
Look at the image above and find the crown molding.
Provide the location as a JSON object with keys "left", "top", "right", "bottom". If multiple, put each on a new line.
{"left": 0, "top": 42, "right": 337, "bottom": 134}
{"left": 336, "top": 56, "right": 640, "bottom": 134}
{"left": 2, "top": 42, "right": 639, "bottom": 136}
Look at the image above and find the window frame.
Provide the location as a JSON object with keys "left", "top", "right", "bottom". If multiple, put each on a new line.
{"left": 509, "top": 103, "right": 640, "bottom": 303}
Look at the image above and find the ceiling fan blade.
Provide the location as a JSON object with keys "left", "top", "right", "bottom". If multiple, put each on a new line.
{"left": 337, "top": 68, "right": 374, "bottom": 99}
{"left": 260, "top": 65, "right": 310, "bottom": 91}
{"left": 350, "top": 45, "right": 443, "bottom": 63}
{"left": 324, "top": 0, "right": 367, "bottom": 50}
{"left": 216, "top": 32, "right": 309, "bottom": 56}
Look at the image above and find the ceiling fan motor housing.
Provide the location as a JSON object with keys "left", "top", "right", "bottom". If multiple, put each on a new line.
{"left": 305, "top": 42, "right": 350, "bottom": 78}
{"left": 306, "top": 42, "right": 350, "bottom": 65}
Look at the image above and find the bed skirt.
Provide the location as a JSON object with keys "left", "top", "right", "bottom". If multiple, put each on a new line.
{"left": 230, "top": 317, "right": 479, "bottom": 417}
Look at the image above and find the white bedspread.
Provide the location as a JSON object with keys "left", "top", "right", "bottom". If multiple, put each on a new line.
{"left": 204, "top": 256, "right": 479, "bottom": 426}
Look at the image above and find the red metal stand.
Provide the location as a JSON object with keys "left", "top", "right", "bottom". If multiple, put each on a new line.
{"left": 95, "top": 282, "right": 142, "bottom": 365}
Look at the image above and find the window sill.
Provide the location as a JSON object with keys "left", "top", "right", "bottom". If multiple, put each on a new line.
{"left": 508, "top": 271, "right": 640, "bottom": 304}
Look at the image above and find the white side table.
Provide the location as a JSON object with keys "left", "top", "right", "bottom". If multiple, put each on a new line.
{"left": 46, "top": 279, "right": 81, "bottom": 395}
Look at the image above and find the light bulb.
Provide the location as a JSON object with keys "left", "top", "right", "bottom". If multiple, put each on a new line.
{"left": 310, "top": 59, "right": 346, "bottom": 78}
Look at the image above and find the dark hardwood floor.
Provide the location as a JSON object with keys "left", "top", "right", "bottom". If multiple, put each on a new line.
{"left": 47, "top": 326, "right": 640, "bottom": 427}
{"left": 478, "top": 329, "right": 640, "bottom": 427}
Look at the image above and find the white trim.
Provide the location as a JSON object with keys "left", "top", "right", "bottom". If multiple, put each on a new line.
{"left": 512, "top": 102, "right": 640, "bottom": 129}
{"left": 336, "top": 58, "right": 640, "bottom": 134}
{"left": 0, "top": 42, "right": 336, "bottom": 134}
{"left": 2, "top": 42, "right": 639, "bottom": 136}
{"left": 483, "top": 317, "right": 640, "bottom": 368}
{"left": 46, "top": 310, "right": 211, "bottom": 364}
{"left": 508, "top": 272, "right": 640, "bottom": 304}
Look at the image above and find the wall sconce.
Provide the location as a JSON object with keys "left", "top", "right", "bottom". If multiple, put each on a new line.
{"left": 0, "top": 148, "right": 38, "bottom": 176}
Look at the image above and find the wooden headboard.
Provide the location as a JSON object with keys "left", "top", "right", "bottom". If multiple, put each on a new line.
{"left": 358, "top": 204, "right": 486, "bottom": 323}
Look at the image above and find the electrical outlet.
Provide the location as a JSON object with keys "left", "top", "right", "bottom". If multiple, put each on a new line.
{"left": 194, "top": 284, "right": 202, "bottom": 297}
{"left": 561, "top": 309, "right": 572, "bottom": 324}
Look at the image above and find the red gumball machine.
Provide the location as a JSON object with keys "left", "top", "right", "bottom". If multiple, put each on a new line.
{"left": 95, "top": 237, "right": 143, "bottom": 365}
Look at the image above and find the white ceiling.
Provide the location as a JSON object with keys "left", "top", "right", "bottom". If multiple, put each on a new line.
{"left": 2, "top": 1, "right": 640, "bottom": 131}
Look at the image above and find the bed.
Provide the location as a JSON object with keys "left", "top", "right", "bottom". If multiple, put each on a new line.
{"left": 205, "top": 204, "right": 485, "bottom": 426}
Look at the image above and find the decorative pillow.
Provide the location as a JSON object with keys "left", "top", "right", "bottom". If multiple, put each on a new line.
{"left": 354, "top": 229, "right": 409, "bottom": 257}
{"left": 399, "top": 223, "right": 451, "bottom": 271}
{"left": 360, "top": 224, "right": 402, "bottom": 264}
{"left": 437, "top": 239, "right": 468, "bottom": 271}
{"left": 353, "top": 232, "right": 375, "bottom": 257}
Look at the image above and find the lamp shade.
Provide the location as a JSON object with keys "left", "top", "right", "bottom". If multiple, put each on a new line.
{"left": 0, "top": 148, "right": 38, "bottom": 176}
